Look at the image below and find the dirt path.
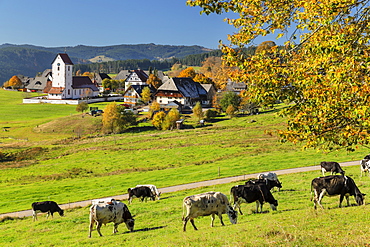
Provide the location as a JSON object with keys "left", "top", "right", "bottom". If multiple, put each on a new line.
{"left": 0, "top": 160, "right": 360, "bottom": 220}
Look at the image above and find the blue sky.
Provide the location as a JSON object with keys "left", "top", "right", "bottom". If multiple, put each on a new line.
{"left": 0, "top": 0, "right": 281, "bottom": 49}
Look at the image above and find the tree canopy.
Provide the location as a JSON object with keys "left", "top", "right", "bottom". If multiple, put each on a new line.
{"left": 102, "top": 103, "right": 137, "bottom": 134}
{"left": 187, "top": 0, "right": 370, "bottom": 151}
{"left": 7, "top": 75, "right": 22, "bottom": 89}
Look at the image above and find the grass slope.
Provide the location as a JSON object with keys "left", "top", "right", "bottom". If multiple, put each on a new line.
{"left": 0, "top": 89, "right": 368, "bottom": 214}
{"left": 1, "top": 89, "right": 370, "bottom": 245}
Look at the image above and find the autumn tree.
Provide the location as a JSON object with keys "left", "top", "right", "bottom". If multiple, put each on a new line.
{"left": 162, "top": 108, "right": 181, "bottom": 130}
{"left": 220, "top": 92, "right": 240, "bottom": 112}
{"left": 76, "top": 101, "right": 89, "bottom": 114}
{"left": 152, "top": 111, "right": 166, "bottom": 130}
{"left": 147, "top": 74, "right": 162, "bottom": 89}
{"left": 102, "top": 79, "right": 119, "bottom": 92}
{"left": 148, "top": 101, "right": 161, "bottom": 119}
{"left": 193, "top": 73, "right": 213, "bottom": 84}
{"left": 192, "top": 101, "right": 204, "bottom": 121}
{"left": 255, "top": 41, "right": 277, "bottom": 56}
{"left": 178, "top": 67, "right": 197, "bottom": 78}
{"left": 102, "top": 103, "right": 137, "bottom": 134}
{"left": 168, "top": 63, "right": 183, "bottom": 77}
{"left": 187, "top": 0, "right": 370, "bottom": 151}
{"left": 8, "top": 75, "right": 22, "bottom": 89}
{"left": 141, "top": 86, "right": 151, "bottom": 104}
{"left": 200, "top": 56, "right": 232, "bottom": 90}
{"left": 226, "top": 105, "right": 236, "bottom": 118}
{"left": 82, "top": 71, "right": 94, "bottom": 79}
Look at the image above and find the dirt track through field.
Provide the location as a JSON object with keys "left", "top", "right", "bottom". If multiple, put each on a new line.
{"left": 0, "top": 160, "right": 360, "bottom": 220}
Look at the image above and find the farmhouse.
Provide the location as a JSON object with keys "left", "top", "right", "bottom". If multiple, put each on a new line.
{"left": 122, "top": 84, "right": 155, "bottom": 106}
{"left": 224, "top": 79, "right": 247, "bottom": 95}
{"left": 155, "top": 76, "right": 207, "bottom": 107}
{"left": 201, "top": 83, "right": 216, "bottom": 107}
{"left": 25, "top": 69, "right": 52, "bottom": 92}
{"left": 93, "top": 73, "right": 111, "bottom": 92}
{"left": 46, "top": 53, "right": 99, "bottom": 100}
{"left": 124, "top": 69, "right": 149, "bottom": 90}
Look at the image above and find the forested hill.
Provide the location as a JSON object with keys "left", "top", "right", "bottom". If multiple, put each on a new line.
{"left": 0, "top": 43, "right": 212, "bottom": 85}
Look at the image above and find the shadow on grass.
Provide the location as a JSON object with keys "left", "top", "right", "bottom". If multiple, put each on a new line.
{"left": 158, "top": 196, "right": 175, "bottom": 200}
{"left": 126, "top": 126, "right": 157, "bottom": 133}
{"left": 130, "top": 226, "right": 166, "bottom": 233}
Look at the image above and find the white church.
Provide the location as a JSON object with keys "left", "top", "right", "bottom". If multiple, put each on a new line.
{"left": 46, "top": 53, "right": 99, "bottom": 100}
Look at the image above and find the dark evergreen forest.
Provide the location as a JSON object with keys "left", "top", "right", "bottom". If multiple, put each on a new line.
{"left": 73, "top": 48, "right": 256, "bottom": 74}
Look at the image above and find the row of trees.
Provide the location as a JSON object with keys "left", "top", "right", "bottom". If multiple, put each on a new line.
{"left": 71, "top": 47, "right": 257, "bottom": 76}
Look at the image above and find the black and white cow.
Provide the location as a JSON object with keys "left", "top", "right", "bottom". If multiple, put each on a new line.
{"left": 360, "top": 159, "right": 370, "bottom": 177}
{"left": 230, "top": 183, "right": 278, "bottom": 215}
{"left": 364, "top": 154, "right": 370, "bottom": 160}
{"left": 128, "top": 186, "right": 155, "bottom": 204}
{"left": 246, "top": 178, "right": 282, "bottom": 191}
{"left": 311, "top": 175, "right": 365, "bottom": 209}
{"left": 320, "top": 161, "right": 345, "bottom": 176}
{"left": 89, "top": 199, "right": 134, "bottom": 237}
{"left": 257, "top": 172, "right": 282, "bottom": 191}
{"left": 135, "top": 184, "right": 161, "bottom": 200}
{"left": 31, "top": 201, "right": 64, "bottom": 221}
{"left": 182, "top": 191, "right": 237, "bottom": 231}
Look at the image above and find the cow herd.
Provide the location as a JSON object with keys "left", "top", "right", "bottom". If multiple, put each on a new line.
{"left": 30, "top": 157, "right": 370, "bottom": 237}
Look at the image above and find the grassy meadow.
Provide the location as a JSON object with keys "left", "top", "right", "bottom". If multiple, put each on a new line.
{"left": 1, "top": 89, "right": 370, "bottom": 246}
{"left": 1, "top": 166, "right": 370, "bottom": 246}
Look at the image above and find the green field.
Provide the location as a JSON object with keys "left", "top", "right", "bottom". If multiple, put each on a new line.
{"left": 1, "top": 89, "right": 369, "bottom": 246}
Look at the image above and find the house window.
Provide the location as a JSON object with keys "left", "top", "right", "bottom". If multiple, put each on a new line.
{"left": 57, "top": 66, "right": 60, "bottom": 71}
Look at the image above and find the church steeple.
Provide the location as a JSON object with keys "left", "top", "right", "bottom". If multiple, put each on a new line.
{"left": 51, "top": 53, "right": 73, "bottom": 98}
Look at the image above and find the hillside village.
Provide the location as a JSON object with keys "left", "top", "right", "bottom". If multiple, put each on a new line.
{"left": 6, "top": 53, "right": 247, "bottom": 114}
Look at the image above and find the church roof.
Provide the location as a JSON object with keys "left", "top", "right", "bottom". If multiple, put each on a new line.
{"left": 52, "top": 53, "right": 74, "bottom": 65}
{"left": 72, "top": 76, "right": 99, "bottom": 91}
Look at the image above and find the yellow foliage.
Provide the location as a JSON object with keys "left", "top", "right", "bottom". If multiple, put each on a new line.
{"left": 188, "top": 0, "right": 370, "bottom": 151}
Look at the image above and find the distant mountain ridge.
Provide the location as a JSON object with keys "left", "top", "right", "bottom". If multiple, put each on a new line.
{"left": 0, "top": 43, "right": 213, "bottom": 85}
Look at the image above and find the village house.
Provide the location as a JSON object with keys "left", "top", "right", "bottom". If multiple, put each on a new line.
{"left": 124, "top": 69, "right": 149, "bottom": 90}
{"left": 93, "top": 73, "right": 111, "bottom": 92}
{"left": 46, "top": 53, "right": 99, "bottom": 100}
{"left": 224, "top": 79, "right": 247, "bottom": 95}
{"left": 201, "top": 83, "right": 216, "bottom": 107}
{"left": 25, "top": 69, "right": 52, "bottom": 92}
{"left": 114, "top": 70, "right": 131, "bottom": 81}
{"left": 155, "top": 76, "right": 208, "bottom": 107}
{"left": 122, "top": 84, "right": 155, "bottom": 106}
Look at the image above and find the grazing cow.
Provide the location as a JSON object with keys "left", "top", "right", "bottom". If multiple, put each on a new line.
{"left": 257, "top": 172, "right": 282, "bottom": 191}
{"left": 246, "top": 178, "right": 282, "bottom": 191}
{"left": 89, "top": 199, "right": 134, "bottom": 237}
{"left": 230, "top": 184, "right": 278, "bottom": 215}
{"left": 136, "top": 184, "right": 161, "bottom": 200}
{"left": 311, "top": 175, "right": 365, "bottom": 209}
{"left": 320, "top": 161, "right": 345, "bottom": 176}
{"left": 128, "top": 186, "right": 155, "bottom": 204}
{"left": 360, "top": 159, "right": 370, "bottom": 177}
{"left": 31, "top": 201, "right": 64, "bottom": 221}
{"left": 182, "top": 191, "right": 237, "bottom": 231}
